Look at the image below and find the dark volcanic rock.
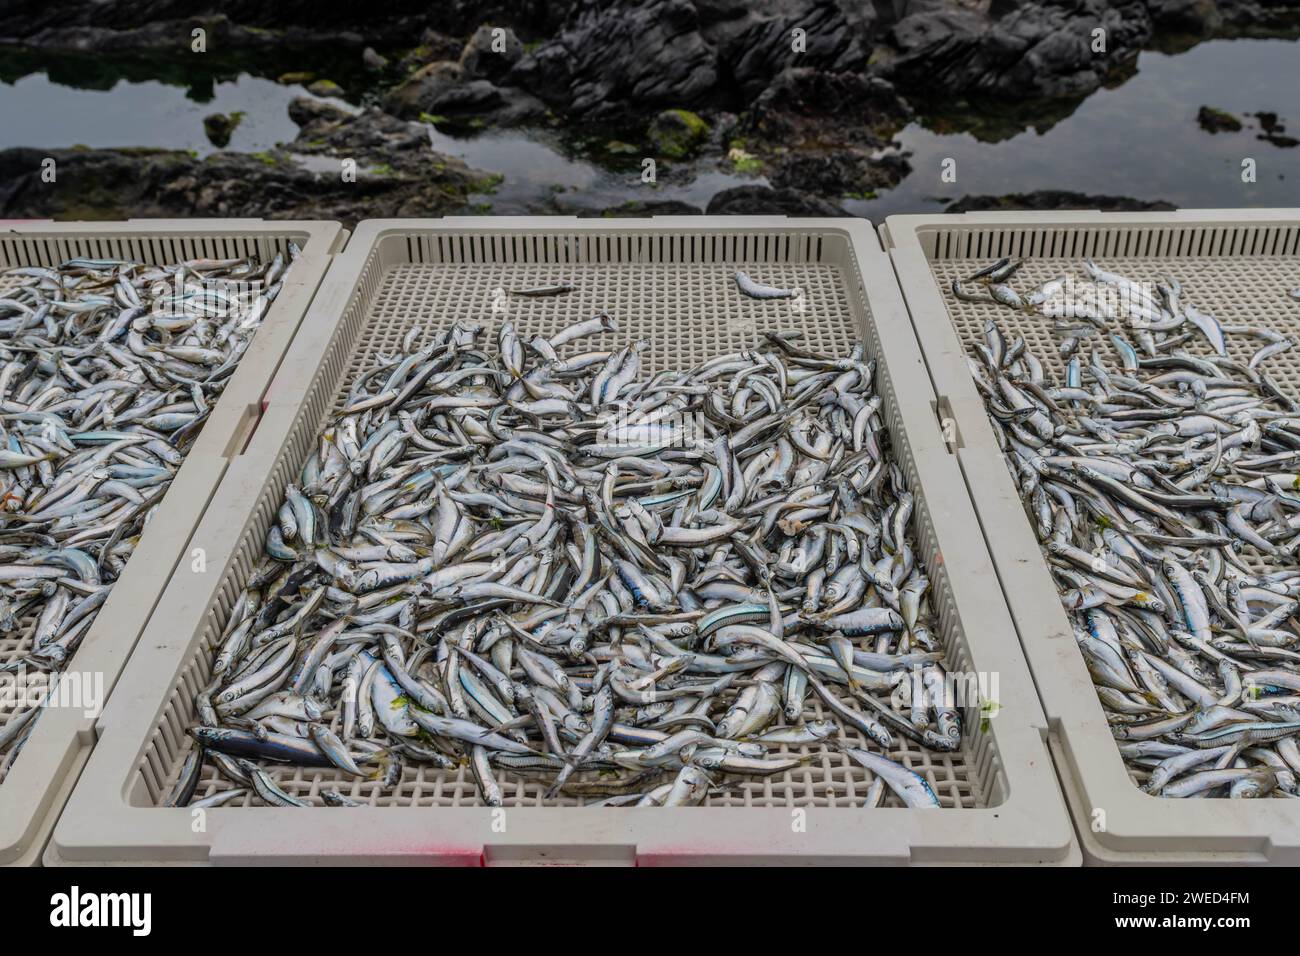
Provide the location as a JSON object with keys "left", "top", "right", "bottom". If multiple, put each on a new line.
{"left": 1253, "top": 111, "right": 1298, "bottom": 146}
{"left": 12, "top": 15, "right": 367, "bottom": 55}
{"left": 507, "top": 0, "right": 719, "bottom": 118}
{"left": 434, "top": 81, "right": 548, "bottom": 128}
{"left": 0, "top": 2, "right": 566, "bottom": 48}
{"left": 1218, "top": 0, "right": 1300, "bottom": 32}
{"left": 648, "top": 109, "right": 711, "bottom": 158}
{"left": 768, "top": 149, "right": 911, "bottom": 196}
{"left": 460, "top": 25, "right": 525, "bottom": 82}
{"left": 706, "top": 184, "right": 849, "bottom": 216}
{"left": 1197, "top": 104, "right": 1243, "bottom": 132}
{"left": 744, "top": 69, "right": 913, "bottom": 198}
{"left": 383, "top": 35, "right": 544, "bottom": 127}
{"left": 1145, "top": 0, "right": 1224, "bottom": 32}
{"left": 710, "top": 0, "right": 877, "bottom": 101}
{"left": 395, "top": 29, "right": 465, "bottom": 74}
{"left": 749, "top": 68, "right": 912, "bottom": 147}
{"left": 497, "top": 0, "right": 888, "bottom": 117}
{"left": 382, "top": 61, "right": 465, "bottom": 118}
{"left": 287, "top": 96, "right": 354, "bottom": 133}
{"left": 884, "top": 0, "right": 1153, "bottom": 100}
{"left": 289, "top": 101, "right": 430, "bottom": 155}
{"left": 202, "top": 111, "right": 241, "bottom": 148}
{"left": 0, "top": 107, "right": 493, "bottom": 226}
{"left": 306, "top": 79, "right": 345, "bottom": 97}
{"left": 0, "top": 147, "right": 196, "bottom": 219}
{"left": 945, "top": 190, "right": 1177, "bottom": 212}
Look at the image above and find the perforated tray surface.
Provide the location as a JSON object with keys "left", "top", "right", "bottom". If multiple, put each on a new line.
{"left": 885, "top": 209, "right": 1300, "bottom": 863}
{"left": 360, "top": 261, "right": 855, "bottom": 375}
{"left": 52, "top": 219, "right": 1074, "bottom": 865}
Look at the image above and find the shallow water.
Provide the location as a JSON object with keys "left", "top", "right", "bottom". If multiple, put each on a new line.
{"left": 850, "top": 38, "right": 1300, "bottom": 219}
{"left": 0, "top": 69, "right": 340, "bottom": 155}
{"left": 424, "top": 127, "right": 766, "bottom": 214}
{"left": 0, "top": 37, "right": 1296, "bottom": 218}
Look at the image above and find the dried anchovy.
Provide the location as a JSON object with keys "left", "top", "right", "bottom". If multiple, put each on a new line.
{"left": 179, "top": 316, "right": 958, "bottom": 809}
{"left": 0, "top": 249, "right": 298, "bottom": 769}
{"left": 959, "top": 258, "right": 1300, "bottom": 798}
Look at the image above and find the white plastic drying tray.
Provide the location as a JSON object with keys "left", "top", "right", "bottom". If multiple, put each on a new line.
{"left": 50, "top": 217, "right": 1076, "bottom": 865}
{"left": 0, "top": 219, "right": 344, "bottom": 866}
{"left": 882, "top": 209, "right": 1300, "bottom": 864}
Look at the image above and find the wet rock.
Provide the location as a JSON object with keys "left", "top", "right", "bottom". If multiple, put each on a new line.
{"left": 748, "top": 68, "right": 912, "bottom": 148}
{"left": 587, "top": 199, "right": 704, "bottom": 216}
{"left": 396, "top": 30, "right": 465, "bottom": 74}
{"left": 742, "top": 69, "right": 912, "bottom": 198}
{"left": 1197, "top": 105, "right": 1243, "bottom": 132}
{"left": 186, "top": 153, "right": 486, "bottom": 223}
{"left": 710, "top": 0, "right": 877, "bottom": 101}
{"left": 287, "top": 96, "right": 354, "bottom": 134}
{"left": 0, "top": 3, "right": 563, "bottom": 48}
{"left": 508, "top": 0, "right": 718, "bottom": 118}
{"left": 945, "top": 191, "right": 1177, "bottom": 213}
{"left": 768, "top": 149, "right": 911, "bottom": 198}
{"left": 307, "top": 79, "right": 345, "bottom": 97}
{"left": 884, "top": 0, "right": 1153, "bottom": 100}
{"left": 1253, "top": 112, "right": 1298, "bottom": 147}
{"left": 1145, "top": 0, "right": 1223, "bottom": 33}
{"left": 381, "top": 61, "right": 465, "bottom": 118}
{"left": 1216, "top": 0, "right": 1300, "bottom": 32}
{"left": 280, "top": 103, "right": 503, "bottom": 216}
{"left": 7, "top": 15, "right": 367, "bottom": 57}
{"left": 384, "top": 31, "right": 545, "bottom": 128}
{"left": 705, "top": 184, "right": 849, "bottom": 216}
{"left": 460, "top": 25, "right": 525, "bottom": 82}
{"left": 704, "top": 110, "right": 741, "bottom": 151}
{"left": 421, "top": 80, "right": 549, "bottom": 129}
{"left": 290, "top": 103, "right": 429, "bottom": 156}
{"left": 0, "top": 117, "right": 492, "bottom": 228}
{"left": 202, "top": 112, "right": 243, "bottom": 149}
{"left": 648, "top": 109, "right": 711, "bottom": 158}
{"left": 0, "top": 147, "right": 196, "bottom": 220}
{"left": 362, "top": 47, "right": 389, "bottom": 70}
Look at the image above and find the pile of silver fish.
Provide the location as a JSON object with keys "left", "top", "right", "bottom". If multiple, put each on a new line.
{"left": 0, "top": 248, "right": 298, "bottom": 772}
{"left": 175, "top": 309, "right": 960, "bottom": 810}
{"left": 956, "top": 256, "right": 1300, "bottom": 798}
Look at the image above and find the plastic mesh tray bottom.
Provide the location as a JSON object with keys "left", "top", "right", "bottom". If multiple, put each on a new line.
{"left": 150, "top": 259, "right": 985, "bottom": 811}
{"left": 364, "top": 262, "right": 856, "bottom": 374}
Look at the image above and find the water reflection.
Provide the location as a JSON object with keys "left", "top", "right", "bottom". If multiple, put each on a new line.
{"left": 0, "top": 37, "right": 1295, "bottom": 217}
